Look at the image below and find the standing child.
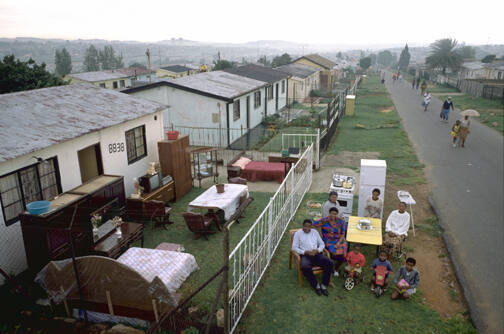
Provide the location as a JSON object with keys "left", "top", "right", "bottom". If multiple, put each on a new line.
{"left": 451, "top": 120, "right": 461, "bottom": 147}
{"left": 423, "top": 92, "right": 431, "bottom": 111}
{"left": 345, "top": 243, "right": 366, "bottom": 281}
{"left": 370, "top": 250, "right": 393, "bottom": 292}
{"left": 391, "top": 257, "right": 420, "bottom": 300}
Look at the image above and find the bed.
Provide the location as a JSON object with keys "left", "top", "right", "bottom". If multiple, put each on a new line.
{"left": 36, "top": 248, "right": 199, "bottom": 321}
{"left": 227, "top": 152, "right": 290, "bottom": 183}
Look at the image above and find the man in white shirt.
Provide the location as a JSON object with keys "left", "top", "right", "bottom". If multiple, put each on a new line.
{"left": 383, "top": 202, "right": 411, "bottom": 258}
{"left": 292, "top": 219, "right": 334, "bottom": 296}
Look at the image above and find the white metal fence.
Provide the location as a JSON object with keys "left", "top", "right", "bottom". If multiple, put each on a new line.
{"left": 281, "top": 131, "right": 320, "bottom": 169}
{"left": 228, "top": 144, "right": 313, "bottom": 333}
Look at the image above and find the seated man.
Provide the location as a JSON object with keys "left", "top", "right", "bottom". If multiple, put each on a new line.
{"left": 292, "top": 219, "right": 334, "bottom": 296}
{"left": 383, "top": 202, "right": 410, "bottom": 257}
{"left": 322, "top": 191, "right": 342, "bottom": 218}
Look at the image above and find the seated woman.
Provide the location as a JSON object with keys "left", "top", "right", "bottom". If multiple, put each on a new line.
{"left": 363, "top": 188, "right": 383, "bottom": 218}
{"left": 313, "top": 207, "right": 348, "bottom": 277}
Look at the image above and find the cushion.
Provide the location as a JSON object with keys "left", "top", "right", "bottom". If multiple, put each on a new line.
{"left": 231, "top": 157, "right": 252, "bottom": 170}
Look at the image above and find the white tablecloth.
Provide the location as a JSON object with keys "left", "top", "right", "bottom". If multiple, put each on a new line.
{"left": 188, "top": 184, "right": 249, "bottom": 220}
{"left": 117, "top": 247, "right": 199, "bottom": 294}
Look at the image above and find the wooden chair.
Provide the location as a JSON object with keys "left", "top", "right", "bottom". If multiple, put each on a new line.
{"left": 288, "top": 229, "right": 333, "bottom": 288}
{"left": 227, "top": 196, "right": 254, "bottom": 225}
{"left": 182, "top": 212, "right": 216, "bottom": 240}
{"left": 144, "top": 200, "right": 173, "bottom": 230}
{"left": 125, "top": 198, "right": 144, "bottom": 221}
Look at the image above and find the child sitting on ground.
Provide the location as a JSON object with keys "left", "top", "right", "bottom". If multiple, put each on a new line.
{"left": 451, "top": 120, "right": 461, "bottom": 147}
{"left": 391, "top": 257, "right": 420, "bottom": 300}
{"left": 370, "top": 250, "right": 393, "bottom": 292}
{"left": 345, "top": 243, "right": 365, "bottom": 281}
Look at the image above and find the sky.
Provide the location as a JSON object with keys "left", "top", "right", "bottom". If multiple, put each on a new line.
{"left": 0, "top": 0, "right": 503, "bottom": 47}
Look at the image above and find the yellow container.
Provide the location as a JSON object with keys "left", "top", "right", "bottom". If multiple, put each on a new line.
{"left": 346, "top": 95, "right": 356, "bottom": 116}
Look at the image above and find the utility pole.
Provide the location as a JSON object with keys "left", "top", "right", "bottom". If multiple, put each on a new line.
{"left": 218, "top": 51, "right": 221, "bottom": 62}
{"left": 146, "top": 48, "right": 152, "bottom": 83}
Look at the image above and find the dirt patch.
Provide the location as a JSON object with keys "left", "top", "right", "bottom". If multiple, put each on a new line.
{"left": 321, "top": 151, "right": 380, "bottom": 167}
{"left": 380, "top": 107, "right": 394, "bottom": 113}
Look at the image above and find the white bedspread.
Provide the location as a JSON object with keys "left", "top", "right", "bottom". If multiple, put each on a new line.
{"left": 117, "top": 247, "right": 199, "bottom": 293}
{"left": 188, "top": 184, "right": 248, "bottom": 219}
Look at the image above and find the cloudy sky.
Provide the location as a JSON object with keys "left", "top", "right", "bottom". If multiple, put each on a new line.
{"left": 0, "top": 0, "right": 502, "bottom": 47}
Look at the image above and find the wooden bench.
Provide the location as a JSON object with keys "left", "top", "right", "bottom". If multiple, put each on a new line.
{"left": 227, "top": 196, "right": 254, "bottom": 224}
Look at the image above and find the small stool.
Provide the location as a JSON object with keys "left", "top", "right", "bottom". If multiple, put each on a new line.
{"left": 155, "top": 242, "right": 184, "bottom": 252}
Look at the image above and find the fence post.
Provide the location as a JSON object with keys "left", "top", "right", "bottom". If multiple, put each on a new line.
{"left": 316, "top": 128, "right": 320, "bottom": 170}
{"left": 267, "top": 198, "right": 273, "bottom": 262}
{"left": 224, "top": 223, "right": 230, "bottom": 334}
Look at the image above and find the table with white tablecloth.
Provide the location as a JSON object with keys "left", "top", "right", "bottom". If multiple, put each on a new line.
{"left": 188, "top": 184, "right": 248, "bottom": 220}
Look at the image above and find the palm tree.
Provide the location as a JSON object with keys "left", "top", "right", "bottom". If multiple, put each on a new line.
{"left": 425, "top": 38, "right": 463, "bottom": 74}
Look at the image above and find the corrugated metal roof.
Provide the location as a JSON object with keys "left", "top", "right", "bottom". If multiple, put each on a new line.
{"left": 68, "top": 70, "right": 130, "bottom": 82}
{"left": 223, "top": 64, "right": 288, "bottom": 83}
{"left": 277, "top": 63, "right": 320, "bottom": 78}
{"left": 462, "top": 62, "right": 485, "bottom": 70}
{"left": 165, "top": 71, "right": 266, "bottom": 100}
{"left": 0, "top": 83, "right": 166, "bottom": 162}
{"left": 160, "top": 65, "right": 194, "bottom": 73}
{"left": 294, "top": 54, "right": 336, "bottom": 70}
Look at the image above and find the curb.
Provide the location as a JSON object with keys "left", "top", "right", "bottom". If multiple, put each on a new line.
{"left": 428, "top": 194, "right": 481, "bottom": 332}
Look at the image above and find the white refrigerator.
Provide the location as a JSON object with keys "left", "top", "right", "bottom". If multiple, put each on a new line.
{"left": 358, "top": 159, "right": 387, "bottom": 218}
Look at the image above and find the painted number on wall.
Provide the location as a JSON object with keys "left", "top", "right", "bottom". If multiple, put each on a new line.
{"left": 108, "top": 142, "right": 125, "bottom": 154}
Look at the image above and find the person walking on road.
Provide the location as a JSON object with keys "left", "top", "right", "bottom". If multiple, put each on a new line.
{"left": 420, "top": 80, "right": 427, "bottom": 95}
{"left": 416, "top": 78, "right": 420, "bottom": 90}
{"left": 451, "top": 120, "right": 461, "bottom": 147}
{"left": 441, "top": 97, "right": 454, "bottom": 122}
{"left": 412, "top": 78, "right": 416, "bottom": 89}
{"left": 458, "top": 115, "right": 471, "bottom": 147}
{"left": 423, "top": 92, "right": 432, "bottom": 111}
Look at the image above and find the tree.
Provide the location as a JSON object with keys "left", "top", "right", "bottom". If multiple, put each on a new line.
{"left": 481, "top": 54, "right": 496, "bottom": 63}
{"left": 213, "top": 59, "right": 234, "bottom": 70}
{"left": 0, "top": 55, "right": 67, "bottom": 94}
{"left": 257, "top": 55, "right": 270, "bottom": 66}
{"left": 271, "top": 53, "right": 292, "bottom": 67}
{"left": 99, "top": 45, "right": 124, "bottom": 70}
{"left": 336, "top": 52, "right": 343, "bottom": 59}
{"left": 54, "top": 48, "right": 72, "bottom": 77}
{"left": 425, "top": 38, "right": 463, "bottom": 74}
{"left": 377, "top": 50, "right": 395, "bottom": 67}
{"left": 398, "top": 44, "right": 411, "bottom": 71}
{"left": 359, "top": 57, "right": 371, "bottom": 70}
{"left": 128, "top": 62, "right": 146, "bottom": 69}
{"left": 369, "top": 53, "right": 377, "bottom": 65}
{"left": 83, "top": 45, "right": 100, "bottom": 71}
{"left": 457, "top": 46, "right": 476, "bottom": 59}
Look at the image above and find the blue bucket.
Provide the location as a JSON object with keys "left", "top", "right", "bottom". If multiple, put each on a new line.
{"left": 26, "top": 200, "right": 51, "bottom": 215}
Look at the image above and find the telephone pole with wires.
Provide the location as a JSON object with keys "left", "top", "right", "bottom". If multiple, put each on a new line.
{"left": 146, "top": 48, "right": 152, "bottom": 83}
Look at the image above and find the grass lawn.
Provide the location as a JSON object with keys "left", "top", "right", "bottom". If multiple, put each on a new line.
{"left": 328, "top": 76, "right": 425, "bottom": 185}
{"left": 237, "top": 193, "right": 472, "bottom": 334}
{"left": 259, "top": 127, "right": 318, "bottom": 152}
{"left": 134, "top": 188, "right": 273, "bottom": 313}
{"left": 436, "top": 93, "right": 504, "bottom": 134}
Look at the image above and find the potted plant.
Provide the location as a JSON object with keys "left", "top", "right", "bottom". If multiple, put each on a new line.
{"left": 112, "top": 216, "right": 123, "bottom": 237}
{"left": 90, "top": 214, "right": 101, "bottom": 234}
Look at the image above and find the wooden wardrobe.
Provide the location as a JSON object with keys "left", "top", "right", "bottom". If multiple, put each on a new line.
{"left": 158, "top": 136, "right": 192, "bottom": 201}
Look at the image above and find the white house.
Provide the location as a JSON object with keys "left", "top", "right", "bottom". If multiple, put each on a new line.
{"left": 277, "top": 63, "right": 320, "bottom": 103}
{"left": 223, "top": 64, "right": 289, "bottom": 114}
{"left": 123, "top": 71, "right": 271, "bottom": 147}
{"left": 0, "top": 83, "right": 166, "bottom": 284}
{"left": 66, "top": 67, "right": 156, "bottom": 90}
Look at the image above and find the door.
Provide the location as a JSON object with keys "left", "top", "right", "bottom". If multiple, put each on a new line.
{"left": 246, "top": 96, "right": 250, "bottom": 129}
{"left": 78, "top": 143, "right": 103, "bottom": 183}
{"left": 275, "top": 83, "right": 279, "bottom": 111}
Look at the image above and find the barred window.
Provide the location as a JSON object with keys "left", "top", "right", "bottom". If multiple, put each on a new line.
{"left": 254, "top": 91, "right": 261, "bottom": 108}
{"left": 0, "top": 157, "right": 60, "bottom": 225}
{"left": 233, "top": 100, "right": 240, "bottom": 121}
{"left": 125, "top": 125, "right": 147, "bottom": 164}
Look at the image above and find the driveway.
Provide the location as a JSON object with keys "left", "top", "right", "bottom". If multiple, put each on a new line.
{"left": 385, "top": 74, "right": 504, "bottom": 334}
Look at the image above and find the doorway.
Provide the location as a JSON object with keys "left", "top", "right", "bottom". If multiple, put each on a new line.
{"left": 275, "top": 83, "right": 279, "bottom": 111}
{"left": 78, "top": 143, "right": 103, "bottom": 183}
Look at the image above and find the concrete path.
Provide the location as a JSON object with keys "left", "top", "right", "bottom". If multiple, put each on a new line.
{"left": 385, "top": 74, "right": 504, "bottom": 334}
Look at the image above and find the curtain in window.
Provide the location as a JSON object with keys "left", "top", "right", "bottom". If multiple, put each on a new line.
{"left": 0, "top": 174, "right": 23, "bottom": 222}
{"left": 20, "top": 166, "right": 41, "bottom": 205}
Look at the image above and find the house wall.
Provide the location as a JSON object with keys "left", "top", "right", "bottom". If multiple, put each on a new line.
{"left": 156, "top": 69, "right": 198, "bottom": 79}
{"left": 292, "top": 59, "right": 334, "bottom": 91}
{"left": 0, "top": 111, "right": 164, "bottom": 285}
{"left": 67, "top": 76, "right": 131, "bottom": 89}
{"left": 265, "top": 79, "right": 288, "bottom": 114}
{"left": 288, "top": 72, "right": 321, "bottom": 103}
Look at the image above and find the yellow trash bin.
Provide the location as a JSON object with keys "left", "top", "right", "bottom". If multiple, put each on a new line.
{"left": 346, "top": 95, "right": 356, "bottom": 116}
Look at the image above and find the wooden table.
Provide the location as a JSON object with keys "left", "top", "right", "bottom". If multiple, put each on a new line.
{"left": 346, "top": 216, "right": 382, "bottom": 254}
{"left": 92, "top": 220, "right": 144, "bottom": 259}
{"left": 188, "top": 184, "right": 248, "bottom": 221}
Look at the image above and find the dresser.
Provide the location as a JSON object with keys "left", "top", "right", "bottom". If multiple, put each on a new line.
{"left": 158, "top": 136, "right": 192, "bottom": 201}
{"left": 140, "top": 181, "right": 175, "bottom": 203}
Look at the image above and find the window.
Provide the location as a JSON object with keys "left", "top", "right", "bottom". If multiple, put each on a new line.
{"left": 281, "top": 80, "right": 285, "bottom": 93}
{"left": 99, "top": 83, "right": 106, "bottom": 88}
{"left": 125, "top": 125, "right": 147, "bottom": 164}
{"left": 120, "top": 80, "right": 125, "bottom": 88}
{"left": 233, "top": 100, "right": 240, "bottom": 121}
{"left": 113, "top": 81, "right": 118, "bottom": 89}
{"left": 267, "top": 86, "right": 273, "bottom": 100}
{"left": 254, "top": 91, "right": 261, "bottom": 108}
{"left": 0, "top": 158, "right": 61, "bottom": 225}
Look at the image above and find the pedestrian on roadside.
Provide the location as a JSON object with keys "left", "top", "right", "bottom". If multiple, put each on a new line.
{"left": 451, "top": 120, "right": 461, "bottom": 147}
{"left": 412, "top": 78, "right": 416, "bottom": 89}
{"left": 440, "top": 97, "right": 454, "bottom": 122}
{"left": 458, "top": 115, "right": 471, "bottom": 147}
{"left": 399, "top": 74, "right": 403, "bottom": 82}
{"left": 420, "top": 80, "right": 427, "bottom": 95}
{"left": 423, "top": 92, "right": 431, "bottom": 111}
{"left": 416, "top": 78, "right": 420, "bottom": 90}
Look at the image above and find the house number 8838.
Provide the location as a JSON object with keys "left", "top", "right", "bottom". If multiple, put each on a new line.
{"left": 108, "top": 143, "right": 125, "bottom": 154}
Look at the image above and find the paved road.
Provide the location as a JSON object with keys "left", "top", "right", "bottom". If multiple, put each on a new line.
{"left": 385, "top": 74, "right": 504, "bottom": 334}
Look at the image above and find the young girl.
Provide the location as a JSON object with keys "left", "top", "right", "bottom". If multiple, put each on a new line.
{"left": 451, "top": 120, "right": 461, "bottom": 147}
